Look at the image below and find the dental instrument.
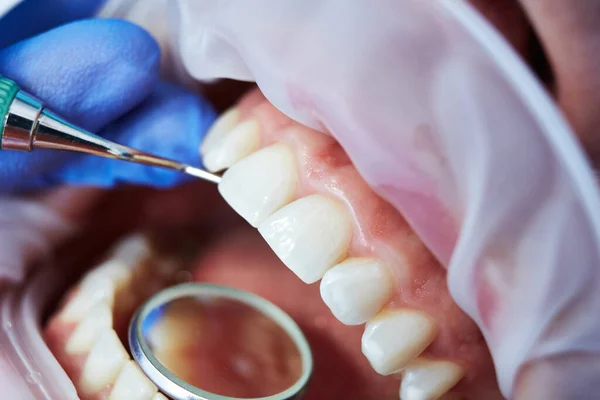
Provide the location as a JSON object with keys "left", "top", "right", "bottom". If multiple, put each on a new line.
{"left": 0, "top": 75, "right": 222, "bottom": 184}
{"left": 129, "top": 283, "right": 313, "bottom": 400}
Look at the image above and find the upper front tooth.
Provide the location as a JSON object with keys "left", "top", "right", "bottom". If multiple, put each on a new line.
{"left": 65, "top": 301, "right": 113, "bottom": 354}
{"left": 399, "top": 358, "right": 464, "bottom": 400}
{"left": 320, "top": 258, "right": 393, "bottom": 325}
{"left": 219, "top": 143, "right": 298, "bottom": 227}
{"left": 79, "top": 330, "right": 129, "bottom": 396}
{"left": 258, "top": 194, "right": 353, "bottom": 284}
{"left": 361, "top": 309, "right": 437, "bottom": 375}
{"left": 109, "top": 360, "right": 158, "bottom": 400}
{"left": 200, "top": 107, "right": 261, "bottom": 172}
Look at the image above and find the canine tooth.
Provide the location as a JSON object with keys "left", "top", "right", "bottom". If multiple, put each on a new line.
{"left": 320, "top": 258, "right": 393, "bottom": 325}
{"left": 59, "top": 274, "right": 115, "bottom": 322}
{"left": 400, "top": 358, "right": 464, "bottom": 400}
{"left": 109, "top": 360, "right": 158, "bottom": 400}
{"left": 219, "top": 143, "right": 298, "bottom": 227}
{"left": 258, "top": 194, "right": 353, "bottom": 284}
{"left": 201, "top": 108, "right": 260, "bottom": 172}
{"left": 110, "top": 234, "right": 152, "bottom": 266}
{"left": 80, "top": 330, "right": 129, "bottom": 395}
{"left": 65, "top": 302, "right": 113, "bottom": 354}
{"left": 362, "top": 310, "right": 437, "bottom": 375}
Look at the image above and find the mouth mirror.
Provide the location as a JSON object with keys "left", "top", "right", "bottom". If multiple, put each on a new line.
{"left": 129, "top": 283, "right": 312, "bottom": 400}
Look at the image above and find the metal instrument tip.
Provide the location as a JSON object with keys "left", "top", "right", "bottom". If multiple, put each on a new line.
{"left": 182, "top": 165, "right": 222, "bottom": 184}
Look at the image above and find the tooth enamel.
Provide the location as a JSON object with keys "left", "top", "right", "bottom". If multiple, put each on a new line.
{"left": 59, "top": 273, "right": 116, "bottom": 322}
{"left": 89, "top": 259, "right": 135, "bottom": 289}
{"left": 152, "top": 394, "right": 168, "bottom": 400}
{"left": 201, "top": 110, "right": 260, "bottom": 172}
{"left": 258, "top": 194, "right": 353, "bottom": 284}
{"left": 400, "top": 358, "right": 464, "bottom": 400}
{"left": 361, "top": 310, "right": 437, "bottom": 375}
{"left": 110, "top": 234, "right": 152, "bottom": 266}
{"left": 219, "top": 143, "right": 298, "bottom": 227}
{"left": 65, "top": 302, "right": 113, "bottom": 354}
{"left": 320, "top": 258, "right": 393, "bottom": 325}
{"left": 80, "top": 330, "right": 129, "bottom": 395}
{"left": 109, "top": 360, "right": 158, "bottom": 400}
{"left": 200, "top": 107, "right": 240, "bottom": 156}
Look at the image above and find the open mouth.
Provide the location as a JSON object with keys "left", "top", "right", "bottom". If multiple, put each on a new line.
{"left": 41, "top": 87, "right": 502, "bottom": 400}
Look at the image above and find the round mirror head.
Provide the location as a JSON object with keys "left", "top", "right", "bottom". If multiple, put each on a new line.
{"left": 130, "top": 284, "right": 312, "bottom": 400}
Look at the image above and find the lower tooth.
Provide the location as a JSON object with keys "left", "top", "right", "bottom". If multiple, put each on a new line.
{"left": 399, "top": 358, "right": 464, "bottom": 400}
{"left": 65, "top": 302, "right": 113, "bottom": 354}
{"left": 320, "top": 257, "right": 393, "bottom": 325}
{"left": 258, "top": 194, "right": 353, "bottom": 284}
{"left": 59, "top": 275, "right": 115, "bottom": 323}
{"left": 79, "top": 330, "right": 129, "bottom": 396}
{"left": 361, "top": 310, "right": 437, "bottom": 375}
{"left": 109, "top": 360, "right": 158, "bottom": 400}
{"left": 110, "top": 233, "right": 152, "bottom": 265}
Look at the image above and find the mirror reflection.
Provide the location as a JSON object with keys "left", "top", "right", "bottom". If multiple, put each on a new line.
{"left": 142, "top": 295, "right": 303, "bottom": 397}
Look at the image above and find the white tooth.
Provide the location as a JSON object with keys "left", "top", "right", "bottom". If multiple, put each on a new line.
{"left": 200, "top": 107, "right": 240, "bottom": 156}
{"left": 201, "top": 111, "right": 261, "bottom": 172}
{"left": 219, "top": 143, "right": 298, "bottom": 227}
{"left": 400, "top": 358, "right": 464, "bottom": 400}
{"left": 110, "top": 234, "right": 152, "bottom": 266}
{"left": 109, "top": 360, "right": 158, "bottom": 400}
{"left": 59, "top": 274, "right": 115, "bottom": 322}
{"left": 65, "top": 302, "right": 113, "bottom": 354}
{"left": 80, "top": 330, "right": 129, "bottom": 395}
{"left": 320, "top": 258, "right": 393, "bottom": 325}
{"left": 361, "top": 310, "right": 437, "bottom": 375}
{"left": 258, "top": 194, "right": 353, "bottom": 284}
{"left": 152, "top": 394, "right": 168, "bottom": 400}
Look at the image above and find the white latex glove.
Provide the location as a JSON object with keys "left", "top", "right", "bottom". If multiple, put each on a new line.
{"left": 101, "top": 0, "right": 600, "bottom": 398}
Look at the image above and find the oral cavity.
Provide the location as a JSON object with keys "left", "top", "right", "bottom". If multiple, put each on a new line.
{"left": 202, "top": 97, "right": 477, "bottom": 399}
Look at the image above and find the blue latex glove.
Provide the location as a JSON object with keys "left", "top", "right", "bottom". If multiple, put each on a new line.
{"left": 0, "top": 1, "right": 216, "bottom": 192}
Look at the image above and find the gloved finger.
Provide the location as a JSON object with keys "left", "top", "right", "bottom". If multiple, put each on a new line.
{"left": 25, "top": 82, "right": 216, "bottom": 189}
{"left": 0, "top": 0, "right": 107, "bottom": 48}
{"left": 0, "top": 18, "right": 160, "bottom": 191}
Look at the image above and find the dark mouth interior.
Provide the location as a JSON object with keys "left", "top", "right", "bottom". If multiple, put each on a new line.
{"left": 40, "top": 180, "right": 407, "bottom": 400}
